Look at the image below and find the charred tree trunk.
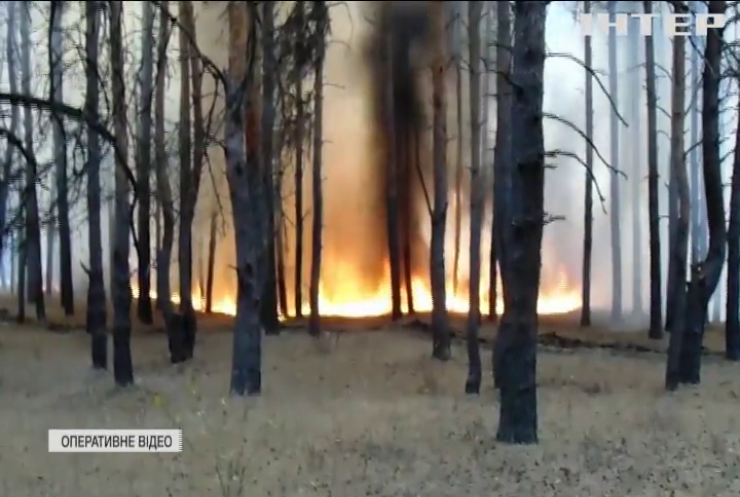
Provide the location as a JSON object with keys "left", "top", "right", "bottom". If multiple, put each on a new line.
{"left": 308, "top": 0, "right": 327, "bottom": 337}
{"left": 110, "top": 0, "right": 134, "bottom": 386}
{"left": 0, "top": 1, "right": 19, "bottom": 296}
{"left": 675, "top": 0, "right": 726, "bottom": 386}
{"left": 185, "top": 0, "right": 205, "bottom": 357}
{"left": 580, "top": 0, "right": 593, "bottom": 328}
{"left": 383, "top": 3, "right": 403, "bottom": 321}
{"left": 452, "top": 4, "right": 463, "bottom": 296}
{"left": 690, "top": 3, "right": 702, "bottom": 267}
{"left": 404, "top": 130, "right": 418, "bottom": 315}
{"left": 205, "top": 210, "right": 217, "bottom": 313}
{"left": 177, "top": 0, "right": 195, "bottom": 359}
{"left": 136, "top": 0, "right": 154, "bottom": 325}
{"left": 490, "top": 1, "right": 511, "bottom": 324}
{"left": 20, "top": 2, "right": 44, "bottom": 321}
{"left": 465, "top": 0, "right": 483, "bottom": 395}
{"left": 665, "top": 21, "right": 689, "bottom": 390}
{"left": 85, "top": 1, "right": 107, "bottom": 369}
{"left": 644, "top": 0, "right": 662, "bottom": 339}
{"left": 51, "top": 0, "right": 73, "bottom": 315}
{"left": 607, "top": 0, "right": 622, "bottom": 323}
{"left": 293, "top": 1, "right": 305, "bottom": 318}
{"left": 496, "top": 0, "right": 547, "bottom": 445}
{"left": 8, "top": 3, "right": 23, "bottom": 323}
{"left": 260, "top": 1, "right": 281, "bottom": 333}
{"left": 155, "top": 1, "right": 177, "bottom": 362}
{"left": 227, "top": 2, "right": 264, "bottom": 395}
{"left": 430, "top": 0, "right": 451, "bottom": 361}
{"left": 726, "top": 107, "right": 740, "bottom": 359}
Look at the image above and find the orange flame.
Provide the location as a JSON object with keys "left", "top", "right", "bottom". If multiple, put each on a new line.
{"left": 131, "top": 268, "right": 579, "bottom": 319}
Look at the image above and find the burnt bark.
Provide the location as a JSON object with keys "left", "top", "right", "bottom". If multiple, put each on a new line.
{"left": 580, "top": 0, "right": 593, "bottom": 328}
{"left": 20, "top": 2, "right": 44, "bottom": 321}
{"left": 177, "top": 0, "right": 194, "bottom": 357}
{"left": 665, "top": 23, "right": 689, "bottom": 390}
{"left": 260, "top": 1, "right": 280, "bottom": 333}
{"left": 136, "top": 0, "right": 154, "bottom": 325}
{"left": 85, "top": 1, "right": 106, "bottom": 369}
{"left": 383, "top": 3, "right": 403, "bottom": 321}
{"left": 725, "top": 108, "right": 740, "bottom": 361}
{"left": 293, "top": 1, "right": 305, "bottom": 318}
{"left": 676, "top": 0, "right": 726, "bottom": 386}
{"left": 308, "top": 0, "right": 327, "bottom": 337}
{"left": 465, "top": 0, "right": 483, "bottom": 395}
{"left": 227, "top": 2, "right": 264, "bottom": 396}
{"left": 0, "top": 2, "right": 19, "bottom": 303}
{"left": 50, "top": 0, "right": 73, "bottom": 315}
{"left": 452, "top": 4, "right": 463, "bottom": 296}
{"left": 644, "top": 0, "right": 663, "bottom": 339}
{"left": 726, "top": 108, "right": 740, "bottom": 360}
{"left": 430, "top": 0, "right": 450, "bottom": 361}
{"left": 490, "top": 1, "right": 511, "bottom": 325}
{"left": 205, "top": 211, "right": 217, "bottom": 313}
{"left": 491, "top": 1, "right": 511, "bottom": 376}
{"left": 496, "top": 0, "right": 547, "bottom": 445}
{"left": 154, "top": 1, "right": 178, "bottom": 362}
{"left": 110, "top": 0, "right": 134, "bottom": 386}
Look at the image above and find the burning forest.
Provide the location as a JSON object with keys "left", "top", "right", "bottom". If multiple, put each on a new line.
{"left": 0, "top": 0, "right": 739, "bottom": 448}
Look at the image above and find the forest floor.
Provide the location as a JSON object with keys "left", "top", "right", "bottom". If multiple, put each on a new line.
{"left": 1, "top": 302, "right": 740, "bottom": 497}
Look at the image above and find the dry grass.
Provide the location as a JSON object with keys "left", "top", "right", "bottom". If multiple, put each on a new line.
{"left": 1, "top": 322, "right": 740, "bottom": 497}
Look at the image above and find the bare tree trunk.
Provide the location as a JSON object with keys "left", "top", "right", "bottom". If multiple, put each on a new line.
{"left": 85, "top": 0, "right": 106, "bottom": 369}
{"left": 309, "top": 0, "right": 327, "bottom": 337}
{"left": 496, "top": 0, "right": 547, "bottom": 445}
{"left": 664, "top": 16, "right": 690, "bottom": 389}
{"left": 6, "top": 2, "right": 24, "bottom": 323}
{"left": 136, "top": 0, "right": 155, "bottom": 325}
{"left": 260, "top": 0, "right": 280, "bottom": 333}
{"left": 676, "top": 0, "right": 726, "bottom": 386}
{"left": 630, "top": 17, "right": 643, "bottom": 318}
{"left": 726, "top": 98, "right": 740, "bottom": 360}
{"left": 20, "top": 2, "right": 44, "bottom": 321}
{"left": 607, "top": 0, "right": 622, "bottom": 323}
{"left": 155, "top": 1, "right": 177, "bottom": 362}
{"left": 452, "top": 3, "right": 463, "bottom": 296}
{"left": 490, "top": 1, "right": 510, "bottom": 324}
{"left": 429, "top": 0, "right": 451, "bottom": 361}
{"left": 177, "top": 0, "right": 195, "bottom": 359}
{"left": 293, "top": 1, "right": 305, "bottom": 318}
{"left": 383, "top": 3, "right": 402, "bottom": 321}
{"left": 0, "top": 1, "right": 19, "bottom": 294}
{"left": 403, "top": 130, "right": 417, "bottom": 315}
{"left": 465, "top": 0, "right": 483, "bottom": 395}
{"left": 109, "top": 0, "right": 134, "bottom": 386}
{"left": 580, "top": 0, "right": 593, "bottom": 328}
{"left": 644, "top": 0, "right": 662, "bottom": 339}
{"left": 227, "top": 1, "right": 263, "bottom": 395}
{"left": 690, "top": 1, "right": 702, "bottom": 267}
{"left": 46, "top": 9, "right": 58, "bottom": 300}
{"left": 205, "top": 210, "right": 217, "bottom": 313}
{"left": 182, "top": 0, "right": 205, "bottom": 358}
{"left": 52, "top": 0, "right": 73, "bottom": 315}
{"left": 665, "top": 5, "right": 681, "bottom": 333}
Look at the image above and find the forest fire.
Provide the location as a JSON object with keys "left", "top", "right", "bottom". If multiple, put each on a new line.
{"left": 132, "top": 266, "right": 580, "bottom": 319}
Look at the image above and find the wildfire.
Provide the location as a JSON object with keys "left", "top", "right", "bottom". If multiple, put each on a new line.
{"left": 130, "top": 269, "right": 580, "bottom": 319}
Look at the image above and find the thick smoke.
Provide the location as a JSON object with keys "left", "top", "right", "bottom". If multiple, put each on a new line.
{"left": 361, "top": 1, "right": 432, "bottom": 286}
